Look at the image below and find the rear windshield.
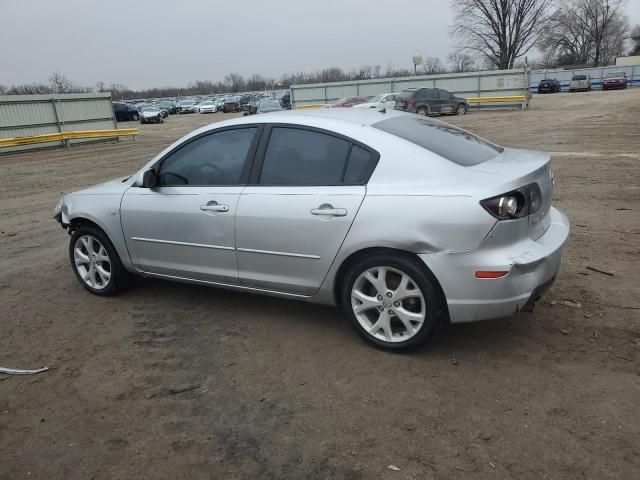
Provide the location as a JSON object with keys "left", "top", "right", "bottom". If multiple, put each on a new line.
{"left": 373, "top": 116, "right": 503, "bottom": 166}
{"left": 572, "top": 75, "right": 587, "bottom": 80}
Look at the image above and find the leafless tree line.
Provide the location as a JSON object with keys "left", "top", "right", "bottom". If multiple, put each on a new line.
{"left": 2, "top": 1, "right": 638, "bottom": 99}
{"left": 451, "top": 0, "right": 637, "bottom": 69}
{"left": 0, "top": 57, "right": 477, "bottom": 99}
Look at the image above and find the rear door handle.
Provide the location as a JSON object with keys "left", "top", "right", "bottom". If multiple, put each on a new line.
{"left": 310, "top": 205, "right": 347, "bottom": 217}
{"left": 200, "top": 201, "right": 229, "bottom": 213}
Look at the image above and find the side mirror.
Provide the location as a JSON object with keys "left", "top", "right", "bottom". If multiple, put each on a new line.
{"left": 142, "top": 169, "right": 158, "bottom": 188}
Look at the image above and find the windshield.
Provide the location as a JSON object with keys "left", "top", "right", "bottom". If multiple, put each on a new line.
{"left": 373, "top": 116, "right": 503, "bottom": 167}
{"left": 606, "top": 72, "right": 625, "bottom": 78}
{"left": 141, "top": 106, "right": 157, "bottom": 112}
{"left": 367, "top": 95, "right": 384, "bottom": 103}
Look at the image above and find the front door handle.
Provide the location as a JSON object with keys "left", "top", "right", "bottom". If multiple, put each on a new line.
{"left": 310, "top": 204, "right": 347, "bottom": 217}
{"left": 200, "top": 201, "right": 229, "bottom": 213}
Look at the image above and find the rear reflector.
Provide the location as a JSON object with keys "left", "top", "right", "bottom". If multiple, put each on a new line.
{"left": 475, "top": 271, "right": 509, "bottom": 279}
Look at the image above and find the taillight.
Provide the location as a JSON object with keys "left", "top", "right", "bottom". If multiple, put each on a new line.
{"left": 407, "top": 99, "right": 416, "bottom": 108}
{"left": 480, "top": 183, "right": 542, "bottom": 220}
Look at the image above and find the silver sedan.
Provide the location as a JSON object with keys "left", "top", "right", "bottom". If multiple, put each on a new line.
{"left": 54, "top": 109, "right": 570, "bottom": 350}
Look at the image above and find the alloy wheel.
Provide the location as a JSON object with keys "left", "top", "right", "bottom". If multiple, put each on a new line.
{"left": 73, "top": 235, "right": 111, "bottom": 290}
{"left": 351, "top": 266, "right": 426, "bottom": 343}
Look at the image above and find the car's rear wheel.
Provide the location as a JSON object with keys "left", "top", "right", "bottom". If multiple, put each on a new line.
{"left": 69, "top": 225, "right": 130, "bottom": 296}
{"left": 456, "top": 103, "right": 467, "bottom": 115}
{"left": 341, "top": 254, "right": 441, "bottom": 351}
{"left": 416, "top": 106, "right": 429, "bottom": 116}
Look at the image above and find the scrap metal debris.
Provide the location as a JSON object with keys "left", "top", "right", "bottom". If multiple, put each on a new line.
{"left": 586, "top": 265, "right": 614, "bottom": 276}
{"left": 0, "top": 366, "right": 49, "bottom": 375}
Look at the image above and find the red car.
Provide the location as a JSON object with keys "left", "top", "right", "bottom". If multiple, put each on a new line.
{"left": 331, "top": 96, "right": 371, "bottom": 107}
{"left": 602, "top": 71, "right": 628, "bottom": 90}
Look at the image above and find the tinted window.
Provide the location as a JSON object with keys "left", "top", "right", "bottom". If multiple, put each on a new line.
{"left": 344, "top": 145, "right": 376, "bottom": 184}
{"left": 373, "top": 116, "right": 502, "bottom": 167}
{"left": 159, "top": 128, "right": 257, "bottom": 186}
{"left": 572, "top": 75, "right": 587, "bottom": 80}
{"left": 260, "top": 128, "right": 350, "bottom": 185}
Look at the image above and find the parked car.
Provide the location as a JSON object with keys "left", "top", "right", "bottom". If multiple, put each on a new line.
{"left": 569, "top": 74, "right": 591, "bottom": 92}
{"left": 54, "top": 108, "right": 569, "bottom": 351}
{"left": 113, "top": 102, "right": 139, "bottom": 122}
{"left": 223, "top": 96, "right": 241, "bottom": 113}
{"left": 279, "top": 92, "right": 291, "bottom": 110}
{"left": 196, "top": 100, "right": 217, "bottom": 113}
{"left": 157, "top": 102, "right": 178, "bottom": 115}
{"left": 243, "top": 99, "right": 283, "bottom": 115}
{"left": 537, "top": 79, "right": 561, "bottom": 93}
{"left": 602, "top": 71, "right": 628, "bottom": 90}
{"left": 395, "top": 88, "right": 468, "bottom": 116}
{"left": 331, "top": 96, "right": 371, "bottom": 108}
{"left": 139, "top": 106, "right": 164, "bottom": 124}
{"left": 353, "top": 93, "right": 400, "bottom": 109}
{"left": 215, "top": 98, "right": 226, "bottom": 111}
{"left": 177, "top": 100, "right": 197, "bottom": 114}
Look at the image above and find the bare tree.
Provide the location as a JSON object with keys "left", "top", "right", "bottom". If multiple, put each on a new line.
{"left": 48, "top": 72, "right": 73, "bottom": 93}
{"left": 224, "top": 73, "right": 244, "bottom": 92}
{"left": 448, "top": 51, "right": 475, "bottom": 72}
{"left": 451, "top": 0, "right": 556, "bottom": 69}
{"left": 631, "top": 25, "right": 640, "bottom": 55}
{"left": 423, "top": 56, "right": 445, "bottom": 74}
{"left": 540, "top": 0, "right": 628, "bottom": 66}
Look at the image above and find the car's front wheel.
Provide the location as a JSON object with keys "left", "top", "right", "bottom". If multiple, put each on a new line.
{"left": 456, "top": 103, "right": 467, "bottom": 115}
{"left": 131, "top": 113, "right": 139, "bottom": 121}
{"left": 341, "top": 254, "right": 441, "bottom": 351}
{"left": 69, "top": 225, "right": 130, "bottom": 296}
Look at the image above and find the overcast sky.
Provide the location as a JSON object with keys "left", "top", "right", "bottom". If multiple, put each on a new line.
{"left": 2, "top": 0, "right": 639, "bottom": 90}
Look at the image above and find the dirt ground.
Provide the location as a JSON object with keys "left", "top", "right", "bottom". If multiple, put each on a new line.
{"left": 1, "top": 89, "right": 639, "bottom": 480}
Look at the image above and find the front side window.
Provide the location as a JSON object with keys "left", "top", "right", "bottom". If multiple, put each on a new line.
{"left": 259, "top": 127, "right": 351, "bottom": 186}
{"left": 158, "top": 128, "right": 257, "bottom": 186}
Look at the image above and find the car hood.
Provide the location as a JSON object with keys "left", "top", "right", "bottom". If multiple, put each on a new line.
{"left": 70, "top": 176, "right": 133, "bottom": 196}
{"left": 141, "top": 110, "right": 160, "bottom": 116}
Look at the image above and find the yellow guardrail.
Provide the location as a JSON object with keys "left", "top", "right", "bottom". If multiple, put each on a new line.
{"left": 295, "top": 104, "right": 329, "bottom": 109}
{"left": 0, "top": 128, "right": 138, "bottom": 148}
{"left": 466, "top": 96, "right": 527, "bottom": 103}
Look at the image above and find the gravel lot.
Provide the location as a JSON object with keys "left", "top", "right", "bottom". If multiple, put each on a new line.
{"left": 1, "top": 89, "right": 639, "bottom": 480}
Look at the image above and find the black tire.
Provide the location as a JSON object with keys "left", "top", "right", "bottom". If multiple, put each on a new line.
{"left": 131, "top": 113, "right": 139, "bottom": 121}
{"left": 416, "top": 106, "right": 429, "bottom": 117}
{"left": 69, "top": 224, "right": 130, "bottom": 296}
{"left": 456, "top": 103, "right": 467, "bottom": 115}
{"left": 340, "top": 253, "right": 442, "bottom": 351}
{"left": 140, "top": 118, "right": 146, "bottom": 124}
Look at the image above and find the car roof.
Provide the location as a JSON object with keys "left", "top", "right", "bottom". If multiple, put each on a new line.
{"left": 246, "top": 107, "right": 408, "bottom": 126}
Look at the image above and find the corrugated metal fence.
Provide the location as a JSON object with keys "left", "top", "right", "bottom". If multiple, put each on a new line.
{"left": 529, "top": 64, "right": 640, "bottom": 91}
{"left": 0, "top": 92, "right": 116, "bottom": 153}
{"left": 290, "top": 68, "right": 529, "bottom": 109}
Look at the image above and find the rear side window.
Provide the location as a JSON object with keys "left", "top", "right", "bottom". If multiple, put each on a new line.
{"left": 373, "top": 116, "right": 502, "bottom": 167}
{"left": 259, "top": 127, "right": 377, "bottom": 185}
{"left": 344, "top": 145, "right": 376, "bottom": 184}
{"left": 260, "top": 128, "right": 350, "bottom": 185}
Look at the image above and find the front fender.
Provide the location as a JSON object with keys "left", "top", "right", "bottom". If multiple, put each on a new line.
{"left": 63, "top": 193, "right": 135, "bottom": 272}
